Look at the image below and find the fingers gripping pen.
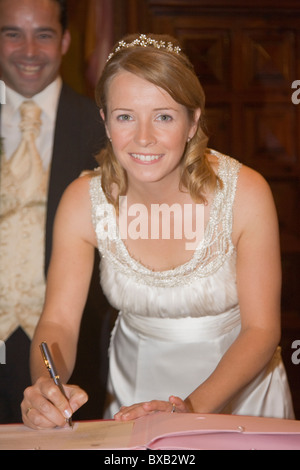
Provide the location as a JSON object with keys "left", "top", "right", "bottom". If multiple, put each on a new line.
{"left": 40, "top": 341, "right": 73, "bottom": 427}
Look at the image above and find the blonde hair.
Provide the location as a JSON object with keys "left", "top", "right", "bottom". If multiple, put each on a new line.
{"left": 95, "top": 33, "right": 220, "bottom": 209}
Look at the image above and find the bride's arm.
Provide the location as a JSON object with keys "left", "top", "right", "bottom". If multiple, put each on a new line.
{"left": 21, "top": 176, "right": 97, "bottom": 428}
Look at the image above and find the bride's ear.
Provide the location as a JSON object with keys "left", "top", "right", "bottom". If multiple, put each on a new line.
{"left": 187, "top": 108, "right": 201, "bottom": 141}
{"left": 100, "top": 109, "right": 111, "bottom": 140}
{"left": 100, "top": 109, "right": 105, "bottom": 121}
{"left": 190, "top": 108, "right": 201, "bottom": 139}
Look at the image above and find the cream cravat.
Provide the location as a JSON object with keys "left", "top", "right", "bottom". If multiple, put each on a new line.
{"left": 0, "top": 100, "right": 49, "bottom": 341}
{"left": 7, "top": 100, "right": 47, "bottom": 202}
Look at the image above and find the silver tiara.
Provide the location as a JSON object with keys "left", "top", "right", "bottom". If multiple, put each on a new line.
{"left": 107, "top": 34, "right": 182, "bottom": 62}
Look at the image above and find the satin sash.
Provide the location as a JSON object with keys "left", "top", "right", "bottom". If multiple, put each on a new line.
{"left": 121, "top": 306, "right": 241, "bottom": 342}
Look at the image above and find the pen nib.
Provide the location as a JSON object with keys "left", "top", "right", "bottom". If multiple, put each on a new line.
{"left": 67, "top": 418, "right": 73, "bottom": 428}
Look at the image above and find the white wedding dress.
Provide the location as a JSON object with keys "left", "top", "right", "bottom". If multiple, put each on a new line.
{"left": 90, "top": 150, "right": 294, "bottom": 420}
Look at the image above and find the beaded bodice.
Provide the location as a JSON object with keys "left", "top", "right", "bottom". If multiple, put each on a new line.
{"left": 90, "top": 150, "right": 241, "bottom": 318}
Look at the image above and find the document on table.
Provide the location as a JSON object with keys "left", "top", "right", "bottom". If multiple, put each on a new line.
{"left": 1, "top": 412, "right": 300, "bottom": 450}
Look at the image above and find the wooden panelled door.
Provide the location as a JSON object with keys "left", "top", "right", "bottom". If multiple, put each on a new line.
{"left": 114, "top": 0, "right": 300, "bottom": 418}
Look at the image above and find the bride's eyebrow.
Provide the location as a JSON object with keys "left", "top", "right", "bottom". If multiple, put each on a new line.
{"left": 111, "top": 107, "right": 178, "bottom": 112}
{"left": 153, "top": 107, "right": 177, "bottom": 111}
{"left": 111, "top": 108, "right": 133, "bottom": 112}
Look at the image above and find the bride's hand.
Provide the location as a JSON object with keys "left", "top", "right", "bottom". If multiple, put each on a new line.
{"left": 114, "top": 395, "right": 189, "bottom": 421}
{"left": 21, "top": 376, "right": 88, "bottom": 429}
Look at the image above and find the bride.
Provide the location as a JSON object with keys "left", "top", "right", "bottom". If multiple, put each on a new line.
{"left": 21, "top": 34, "right": 294, "bottom": 429}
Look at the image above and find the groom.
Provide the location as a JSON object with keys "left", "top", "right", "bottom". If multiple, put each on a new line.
{"left": 0, "top": 0, "right": 111, "bottom": 423}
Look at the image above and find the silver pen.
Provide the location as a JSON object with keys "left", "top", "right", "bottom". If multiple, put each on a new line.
{"left": 40, "top": 341, "right": 73, "bottom": 427}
